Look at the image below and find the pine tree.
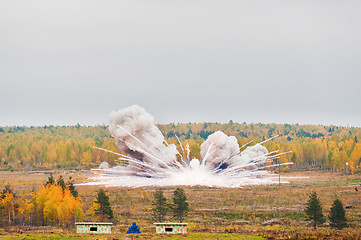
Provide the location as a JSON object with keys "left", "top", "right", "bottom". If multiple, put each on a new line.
{"left": 170, "top": 188, "right": 189, "bottom": 223}
{"left": 95, "top": 189, "right": 113, "bottom": 221}
{"left": 67, "top": 177, "right": 78, "bottom": 198}
{"left": 152, "top": 188, "right": 168, "bottom": 222}
{"left": 1, "top": 184, "right": 15, "bottom": 198}
{"left": 57, "top": 175, "right": 66, "bottom": 191}
{"left": 329, "top": 198, "right": 347, "bottom": 229}
{"left": 45, "top": 174, "right": 55, "bottom": 186}
{"left": 305, "top": 191, "right": 325, "bottom": 229}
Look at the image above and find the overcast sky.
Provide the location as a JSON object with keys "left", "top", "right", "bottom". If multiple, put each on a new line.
{"left": 1, "top": 0, "right": 360, "bottom": 127}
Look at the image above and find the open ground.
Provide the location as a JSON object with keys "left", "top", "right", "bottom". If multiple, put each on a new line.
{"left": 0, "top": 170, "right": 361, "bottom": 239}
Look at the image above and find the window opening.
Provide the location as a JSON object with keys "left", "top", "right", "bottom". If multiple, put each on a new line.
{"left": 90, "top": 227, "right": 98, "bottom": 232}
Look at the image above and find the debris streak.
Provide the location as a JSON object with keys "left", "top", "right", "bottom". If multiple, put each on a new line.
{"left": 86, "top": 105, "right": 292, "bottom": 188}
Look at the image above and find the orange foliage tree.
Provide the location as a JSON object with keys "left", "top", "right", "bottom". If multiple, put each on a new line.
{"left": 28, "top": 184, "right": 83, "bottom": 227}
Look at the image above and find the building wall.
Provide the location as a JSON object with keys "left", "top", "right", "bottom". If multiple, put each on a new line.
{"left": 76, "top": 224, "right": 112, "bottom": 233}
{"left": 155, "top": 224, "right": 187, "bottom": 234}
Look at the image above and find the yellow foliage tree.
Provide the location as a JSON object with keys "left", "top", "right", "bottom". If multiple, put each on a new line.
{"left": 31, "top": 184, "right": 83, "bottom": 227}
{"left": 23, "top": 198, "right": 34, "bottom": 225}
{"left": 0, "top": 192, "right": 15, "bottom": 225}
{"left": 350, "top": 143, "right": 361, "bottom": 173}
{"left": 87, "top": 200, "right": 101, "bottom": 221}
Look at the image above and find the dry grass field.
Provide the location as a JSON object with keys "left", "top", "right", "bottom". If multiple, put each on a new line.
{"left": 1, "top": 170, "right": 361, "bottom": 239}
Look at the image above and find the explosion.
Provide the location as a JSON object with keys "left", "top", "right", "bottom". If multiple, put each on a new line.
{"left": 88, "top": 105, "right": 292, "bottom": 187}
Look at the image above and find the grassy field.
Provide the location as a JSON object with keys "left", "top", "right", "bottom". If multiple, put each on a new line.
{"left": 1, "top": 170, "right": 361, "bottom": 239}
{"left": 0, "top": 232, "right": 266, "bottom": 240}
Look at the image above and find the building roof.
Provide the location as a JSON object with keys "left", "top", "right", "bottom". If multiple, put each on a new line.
{"left": 153, "top": 223, "right": 188, "bottom": 225}
{"left": 75, "top": 222, "right": 113, "bottom": 225}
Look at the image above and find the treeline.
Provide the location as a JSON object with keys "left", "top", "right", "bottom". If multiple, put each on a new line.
{"left": 0, "top": 175, "right": 115, "bottom": 227}
{"left": 1, "top": 123, "right": 361, "bottom": 173}
{"left": 0, "top": 125, "right": 118, "bottom": 170}
{"left": 0, "top": 176, "right": 83, "bottom": 227}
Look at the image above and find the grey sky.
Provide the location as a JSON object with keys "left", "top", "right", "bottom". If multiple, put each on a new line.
{"left": 1, "top": 0, "right": 360, "bottom": 127}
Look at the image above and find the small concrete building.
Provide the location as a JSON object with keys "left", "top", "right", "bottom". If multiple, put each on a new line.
{"left": 154, "top": 223, "right": 188, "bottom": 234}
{"left": 75, "top": 222, "right": 113, "bottom": 233}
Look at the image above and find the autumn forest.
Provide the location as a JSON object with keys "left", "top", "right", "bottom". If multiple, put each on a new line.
{"left": 1, "top": 122, "right": 361, "bottom": 174}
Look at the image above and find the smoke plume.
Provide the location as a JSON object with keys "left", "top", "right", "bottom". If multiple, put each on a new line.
{"left": 108, "top": 105, "right": 178, "bottom": 167}
{"left": 200, "top": 131, "right": 239, "bottom": 168}
{"left": 86, "top": 105, "right": 292, "bottom": 187}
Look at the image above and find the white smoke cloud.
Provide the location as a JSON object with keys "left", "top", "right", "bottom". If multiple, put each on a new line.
{"left": 86, "top": 105, "right": 289, "bottom": 188}
{"left": 229, "top": 144, "right": 269, "bottom": 168}
{"left": 200, "top": 131, "right": 270, "bottom": 169}
{"left": 99, "top": 162, "right": 109, "bottom": 169}
{"left": 108, "top": 105, "right": 178, "bottom": 166}
{"left": 200, "top": 131, "right": 240, "bottom": 168}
